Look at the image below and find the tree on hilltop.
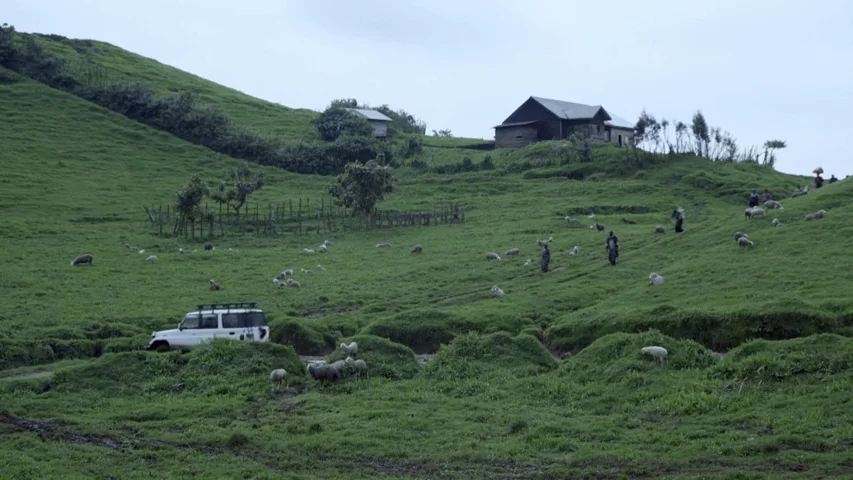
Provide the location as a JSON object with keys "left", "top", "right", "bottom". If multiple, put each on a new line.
{"left": 326, "top": 159, "right": 394, "bottom": 228}
{"left": 762, "top": 140, "right": 787, "bottom": 167}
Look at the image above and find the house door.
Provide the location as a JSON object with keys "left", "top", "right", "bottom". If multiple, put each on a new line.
{"left": 618, "top": 134, "right": 623, "bottom": 147}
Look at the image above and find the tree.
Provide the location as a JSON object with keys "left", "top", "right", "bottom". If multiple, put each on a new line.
{"left": 174, "top": 174, "right": 210, "bottom": 237}
{"left": 762, "top": 140, "right": 787, "bottom": 167}
{"left": 0, "top": 23, "right": 17, "bottom": 66}
{"left": 691, "top": 111, "right": 710, "bottom": 157}
{"left": 431, "top": 128, "right": 452, "bottom": 137}
{"left": 210, "top": 165, "right": 265, "bottom": 217}
{"left": 326, "top": 159, "right": 394, "bottom": 228}
{"left": 674, "top": 121, "right": 688, "bottom": 154}
{"left": 313, "top": 106, "right": 373, "bottom": 141}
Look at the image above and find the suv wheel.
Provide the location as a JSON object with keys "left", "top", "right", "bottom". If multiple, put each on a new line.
{"left": 150, "top": 340, "right": 171, "bottom": 352}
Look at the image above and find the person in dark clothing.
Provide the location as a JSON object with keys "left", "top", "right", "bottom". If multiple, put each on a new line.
{"left": 748, "top": 190, "right": 760, "bottom": 207}
{"left": 815, "top": 174, "right": 824, "bottom": 188}
{"left": 672, "top": 209, "right": 684, "bottom": 233}
{"left": 540, "top": 244, "right": 550, "bottom": 273}
{"left": 829, "top": 175, "right": 838, "bottom": 184}
{"left": 605, "top": 231, "right": 619, "bottom": 265}
{"left": 761, "top": 190, "right": 772, "bottom": 203}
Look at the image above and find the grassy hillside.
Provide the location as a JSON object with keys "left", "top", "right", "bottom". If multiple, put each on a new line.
{"left": 3, "top": 36, "right": 853, "bottom": 478}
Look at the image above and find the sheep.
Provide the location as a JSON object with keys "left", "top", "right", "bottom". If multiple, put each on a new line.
{"left": 302, "top": 248, "right": 315, "bottom": 254}
{"left": 273, "top": 278, "right": 286, "bottom": 287}
{"left": 375, "top": 243, "right": 392, "bottom": 248}
{"left": 536, "top": 236, "right": 553, "bottom": 247}
{"left": 655, "top": 225, "right": 665, "bottom": 234}
{"left": 648, "top": 273, "right": 664, "bottom": 286}
{"left": 178, "top": 248, "right": 194, "bottom": 255}
{"left": 505, "top": 247, "right": 520, "bottom": 256}
{"left": 744, "top": 207, "right": 765, "bottom": 220}
{"left": 641, "top": 346, "right": 668, "bottom": 364}
{"left": 737, "top": 236, "right": 754, "bottom": 248}
{"left": 323, "top": 240, "right": 333, "bottom": 246}
{"left": 523, "top": 259, "right": 532, "bottom": 266}
{"left": 345, "top": 356, "right": 369, "bottom": 379}
{"left": 70, "top": 254, "right": 94, "bottom": 266}
{"left": 145, "top": 255, "right": 158, "bottom": 262}
{"left": 568, "top": 245, "right": 579, "bottom": 256}
{"left": 411, "top": 244, "right": 423, "bottom": 254}
{"left": 340, "top": 341, "right": 359, "bottom": 355}
{"left": 594, "top": 222, "right": 606, "bottom": 231}
{"left": 269, "top": 368, "right": 287, "bottom": 389}
{"left": 803, "top": 209, "right": 827, "bottom": 221}
{"left": 329, "top": 360, "right": 347, "bottom": 373}
{"left": 772, "top": 218, "right": 784, "bottom": 227}
{"left": 209, "top": 279, "right": 221, "bottom": 291}
{"left": 318, "top": 244, "right": 328, "bottom": 253}
{"left": 316, "top": 264, "right": 327, "bottom": 271}
{"left": 307, "top": 363, "right": 341, "bottom": 383}
{"left": 733, "top": 231, "right": 749, "bottom": 241}
{"left": 564, "top": 216, "right": 581, "bottom": 226}
{"left": 138, "top": 249, "right": 145, "bottom": 254}
{"left": 486, "top": 252, "right": 501, "bottom": 261}
{"left": 587, "top": 212, "right": 596, "bottom": 219}
{"left": 285, "top": 278, "right": 301, "bottom": 288}
{"left": 281, "top": 269, "right": 295, "bottom": 277}
{"left": 300, "top": 268, "right": 312, "bottom": 274}
{"left": 791, "top": 186, "right": 809, "bottom": 198}
{"left": 491, "top": 285, "right": 505, "bottom": 297}
{"left": 763, "top": 200, "right": 784, "bottom": 210}
{"left": 621, "top": 218, "right": 638, "bottom": 224}
{"left": 204, "top": 243, "right": 215, "bottom": 250}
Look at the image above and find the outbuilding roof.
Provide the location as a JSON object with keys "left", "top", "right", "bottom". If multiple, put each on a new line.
{"left": 346, "top": 108, "right": 392, "bottom": 122}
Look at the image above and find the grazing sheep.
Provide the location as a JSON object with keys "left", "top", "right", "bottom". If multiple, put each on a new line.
{"left": 204, "top": 243, "right": 215, "bottom": 250}
{"left": 329, "top": 360, "right": 347, "bottom": 373}
{"left": 285, "top": 278, "right": 301, "bottom": 288}
{"left": 641, "top": 346, "right": 668, "bottom": 364}
{"left": 621, "top": 218, "right": 638, "bottom": 224}
{"left": 737, "top": 236, "right": 754, "bottom": 248}
{"left": 491, "top": 286, "right": 505, "bottom": 297}
{"left": 209, "top": 279, "right": 221, "bottom": 291}
{"left": 145, "top": 255, "right": 158, "bottom": 262}
{"left": 281, "top": 269, "right": 294, "bottom": 277}
{"left": 323, "top": 240, "right": 333, "bottom": 246}
{"left": 648, "top": 273, "right": 665, "bottom": 286}
{"left": 302, "top": 248, "right": 315, "bottom": 254}
{"left": 772, "top": 218, "right": 784, "bottom": 227}
{"left": 300, "top": 268, "right": 312, "bottom": 274}
{"left": 340, "top": 341, "right": 359, "bottom": 355}
{"left": 803, "top": 209, "right": 827, "bottom": 221}
{"left": 273, "top": 278, "right": 286, "bottom": 287}
{"left": 568, "top": 245, "right": 579, "bottom": 256}
{"left": 536, "top": 236, "right": 553, "bottom": 247}
{"left": 70, "top": 254, "right": 94, "bottom": 266}
{"left": 744, "top": 207, "right": 765, "bottom": 220}
{"left": 505, "top": 247, "right": 520, "bottom": 256}
{"left": 733, "top": 231, "right": 749, "bottom": 241}
{"left": 763, "top": 200, "right": 784, "bottom": 210}
{"left": 316, "top": 264, "right": 327, "bottom": 271}
{"left": 791, "top": 186, "right": 809, "bottom": 198}
{"left": 138, "top": 249, "right": 145, "bottom": 254}
{"left": 179, "top": 248, "right": 194, "bottom": 255}
{"left": 564, "top": 216, "right": 581, "bottom": 226}
{"left": 655, "top": 225, "right": 665, "bottom": 234}
{"left": 345, "top": 356, "right": 369, "bottom": 378}
{"left": 486, "top": 252, "right": 502, "bottom": 261}
{"left": 411, "top": 244, "right": 423, "bottom": 254}
{"left": 318, "top": 244, "right": 328, "bottom": 253}
{"left": 308, "top": 363, "right": 341, "bottom": 383}
{"left": 523, "top": 259, "right": 532, "bottom": 266}
{"left": 269, "top": 368, "right": 287, "bottom": 389}
{"left": 587, "top": 212, "right": 596, "bottom": 219}
{"left": 375, "top": 243, "right": 392, "bottom": 248}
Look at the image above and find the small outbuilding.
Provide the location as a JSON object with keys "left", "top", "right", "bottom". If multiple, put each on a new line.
{"left": 346, "top": 108, "right": 392, "bottom": 138}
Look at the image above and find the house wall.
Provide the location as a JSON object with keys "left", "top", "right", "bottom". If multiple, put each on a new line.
{"left": 502, "top": 99, "right": 560, "bottom": 141}
{"left": 606, "top": 127, "right": 634, "bottom": 147}
{"left": 369, "top": 120, "right": 388, "bottom": 138}
{"left": 495, "top": 124, "right": 539, "bottom": 148}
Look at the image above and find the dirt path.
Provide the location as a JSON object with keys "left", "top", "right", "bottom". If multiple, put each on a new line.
{"left": 0, "top": 371, "right": 53, "bottom": 382}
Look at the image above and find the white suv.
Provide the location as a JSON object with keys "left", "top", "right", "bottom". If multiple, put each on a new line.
{"left": 148, "top": 302, "right": 270, "bottom": 351}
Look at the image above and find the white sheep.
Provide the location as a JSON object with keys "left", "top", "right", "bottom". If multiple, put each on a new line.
{"left": 655, "top": 225, "right": 665, "bottom": 234}
{"left": 178, "top": 248, "right": 194, "bottom": 255}
{"left": 273, "top": 278, "right": 285, "bottom": 287}
{"left": 536, "top": 236, "right": 553, "bottom": 247}
{"left": 737, "top": 236, "right": 754, "bottom": 248}
{"left": 302, "top": 248, "right": 315, "bottom": 254}
{"left": 565, "top": 216, "right": 581, "bottom": 226}
{"left": 145, "top": 255, "right": 158, "bottom": 262}
{"left": 523, "top": 259, "right": 532, "bottom": 266}
{"left": 281, "top": 269, "right": 294, "bottom": 277}
{"left": 411, "top": 244, "right": 423, "bottom": 254}
{"left": 733, "top": 231, "right": 749, "bottom": 241}
{"left": 316, "top": 264, "right": 327, "bottom": 271}
{"left": 300, "top": 268, "right": 312, "bottom": 274}
{"left": 641, "top": 346, "right": 668, "bottom": 364}
{"left": 568, "top": 245, "right": 579, "bottom": 256}
{"left": 209, "top": 279, "right": 221, "bottom": 291}
{"left": 763, "top": 200, "right": 784, "bottom": 210}
{"left": 269, "top": 368, "right": 287, "bottom": 389}
{"left": 285, "top": 278, "right": 301, "bottom": 287}
{"left": 803, "top": 209, "right": 827, "bottom": 221}
{"left": 340, "top": 341, "right": 358, "bottom": 355}
{"left": 345, "top": 356, "right": 368, "bottom": 378}
{"left": 323, "top": 240, "right": 333, "bottom": 246}
{"left": 505, "top": 247, "right": 520, "bottom": 256}
{"left": 375, "top": 243, "right": 392, "bottom": 248}
{"left": 318, "top": 244, "right": 328, "bottom": 253}
{"left": 744, "top": 207, "right": 765, "bottom": 220}
{"left": 587, "top": 212, "right": 596, "bottom": 219}
{"left": 648, "top": 273, "right": 664, "bottom": 286}
{"left": 490, "top": 285, "right": 505, "bottom": 297}
{"left": 791, "top": 186, "right": 809, "bottom": 198}
{"left": 486, "top": 252, "right": 501, "bottom": 261}
{"left": 771, "top": 218, "right": 784, "bottom": 227}
{"left": 138, "top": 249, "right": 145, "bottom": 254}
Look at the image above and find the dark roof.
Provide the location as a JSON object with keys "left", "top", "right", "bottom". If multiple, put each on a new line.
{"left": 493, "top": 120, "right": 538, "bottom": 129}
{"left": 530, "top": 96, "right": 611, "bottom": 121}
{"left": 346, "top": 108, "right": 392, "bottom": 122}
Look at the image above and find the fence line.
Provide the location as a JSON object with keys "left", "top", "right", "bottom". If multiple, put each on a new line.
{"left": 143, "top": 199, "right": 465, "bottom": 239}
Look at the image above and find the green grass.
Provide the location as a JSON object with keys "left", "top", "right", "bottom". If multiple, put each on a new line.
{"left": 2, "top": 35, "right": 853, "bottom": 478}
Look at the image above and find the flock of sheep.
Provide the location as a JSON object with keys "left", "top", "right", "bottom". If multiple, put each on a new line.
{"left": 269, "top": 341, "right": 368, "bottom": 390}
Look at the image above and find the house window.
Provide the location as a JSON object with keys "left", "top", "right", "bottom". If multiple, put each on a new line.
{"left": 596, "top": 125, "right": 601, "bottom": 134}
{"left": 515, "top": 135, "right": 523, "bottom": 139}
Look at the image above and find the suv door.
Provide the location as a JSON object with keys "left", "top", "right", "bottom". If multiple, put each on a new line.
{"left": 196, "top": 313, "right": 220, "bottom": 346}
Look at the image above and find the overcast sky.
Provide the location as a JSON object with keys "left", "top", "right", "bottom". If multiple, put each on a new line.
{"left": 7, "top": 0, "right": 853, "bottom": 176}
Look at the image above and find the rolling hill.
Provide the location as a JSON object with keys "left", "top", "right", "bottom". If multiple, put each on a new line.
{"left": 2, "top": 29, "right": 853, "bottom": 479}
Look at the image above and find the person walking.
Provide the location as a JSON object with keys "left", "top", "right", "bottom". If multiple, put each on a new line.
{"left": 605, "top": 231, "right": 619, "bottom": 266}
{"left": 540, "top": 244, "right": 551, "bottom": 273}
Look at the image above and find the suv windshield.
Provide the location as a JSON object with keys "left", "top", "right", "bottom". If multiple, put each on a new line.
{"left": 221, "top": 312, "right": 267, "bottom": 328}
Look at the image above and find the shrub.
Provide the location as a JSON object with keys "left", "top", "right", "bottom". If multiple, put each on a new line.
{"left": 313, "top": 107, "right": 373, "bottom": 141}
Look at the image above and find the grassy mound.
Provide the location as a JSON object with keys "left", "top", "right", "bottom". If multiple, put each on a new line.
{"left": 562, "top": 330, "right": 719, "bottom": 383}
{"left": 268, "top": 318, "right": 338, "bottom": 355}
{"left": 326, "top": 334, "right": 421, "bottom": 379}
{"left": 712, "top": 333, "right": 853, "bottom": 382}
{"left": 424, "top": 331, "right": 558, "bottom": 381}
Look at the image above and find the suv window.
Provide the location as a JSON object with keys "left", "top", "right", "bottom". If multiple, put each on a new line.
{"left": 183, "top": 313, "right": 218, "bottom": 329}
{"left": 222, "top": 312, "right": 267, "bottom": 328}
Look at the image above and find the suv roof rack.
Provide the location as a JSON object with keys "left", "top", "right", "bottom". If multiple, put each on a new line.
{"left": 196, "top": 302, "right": 258, "bottom": 312}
